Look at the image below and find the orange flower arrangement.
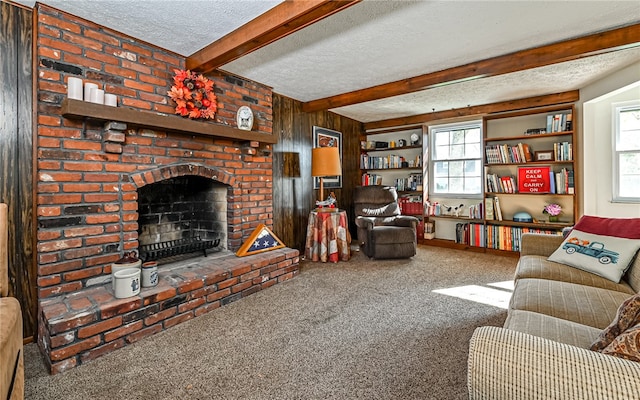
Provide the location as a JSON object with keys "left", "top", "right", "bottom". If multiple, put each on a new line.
{"left": 167, "top": 69, "right": 217, "bottom": 119}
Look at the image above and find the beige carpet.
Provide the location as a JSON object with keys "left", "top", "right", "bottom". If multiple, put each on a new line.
{"left": 24, "top": 245, "right": 517, "bottom": 399}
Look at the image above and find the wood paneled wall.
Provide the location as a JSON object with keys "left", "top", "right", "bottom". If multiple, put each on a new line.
{"left": 0, "top": 2, "right": 36, "bottom": 338}
{"left": 272, "top": 94, "right": 363, "bottom": 252}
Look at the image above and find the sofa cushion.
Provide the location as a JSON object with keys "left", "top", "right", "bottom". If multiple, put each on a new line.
{"left": 548, "top": 216, "right": 640, "bottom": 283}
{"left": 515, "top": 255, "right": 635, "bottom": 294}
{"left": 509, "top": 278, "right": 632, "bottom": 329}
{"left": 505, "top": 309, "right": 602, "bottom": 348}
{"left": 591, "top": 293, "right": 640, "bottom": 351}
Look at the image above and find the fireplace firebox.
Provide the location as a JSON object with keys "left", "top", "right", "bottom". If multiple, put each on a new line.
{"left": 137, "top": 176, "right": 227, "bottom": 263}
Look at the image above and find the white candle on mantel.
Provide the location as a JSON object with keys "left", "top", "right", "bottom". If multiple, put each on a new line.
{"left": 84, "top": 82, "right": 98, "bottom": 102}
{"left": 90, "top": 88, "right": 105, "bottom": 104}
{"left": 104, "top": 93, "right": 117, "bottom": 107}
{"left": 67, "top": 77, "right": 83, "bottom": 100}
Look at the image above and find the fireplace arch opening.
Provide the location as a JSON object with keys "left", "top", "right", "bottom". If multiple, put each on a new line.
{"left": 137, "top": 175, "right": 228, "bottom": 263}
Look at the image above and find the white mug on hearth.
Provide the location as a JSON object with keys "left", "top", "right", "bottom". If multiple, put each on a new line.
{"left": 142, "top": 261, "right": 158, "bottom": 287}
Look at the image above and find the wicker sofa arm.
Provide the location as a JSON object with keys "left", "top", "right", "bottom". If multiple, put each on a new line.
{"left": 519, "top": 233, "right": 565, "bottom": 257}
{"left": 468, "top": 326, "right": 640, "bottom": 400}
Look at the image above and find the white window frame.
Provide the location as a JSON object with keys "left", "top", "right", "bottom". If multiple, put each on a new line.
{"left": 428, "top": 120, "right": 483, "bottom": 199}
{"left": 612, "top": 100, "right": 640, "bottom": 203}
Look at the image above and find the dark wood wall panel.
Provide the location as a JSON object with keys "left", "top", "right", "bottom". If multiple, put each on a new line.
{"left": 0, "top": 2, "right": 36, "bottom": 338}
{"left": 272, "top": 93, "right": 363, "bottom": 252}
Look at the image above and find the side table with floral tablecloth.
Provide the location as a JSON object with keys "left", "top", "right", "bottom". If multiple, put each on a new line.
{"left": 305, "top": 210, "right": 351, "bottom": 262}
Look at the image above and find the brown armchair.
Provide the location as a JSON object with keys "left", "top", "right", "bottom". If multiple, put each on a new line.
{"left": 0, "top": 203, "right": 23, "bottom": 400}
{"left": 353, "top": 186, "right": 418, "bottom": 259}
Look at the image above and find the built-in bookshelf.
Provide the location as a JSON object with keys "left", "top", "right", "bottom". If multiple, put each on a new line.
{"left": 483, "top": 104, "right": 577, "bottom": 230}
{"left": 421, "top": 103, "right": 578, "bottom": 254}
{"left": 361, "top": 125, "right": 426, "bottom": 236}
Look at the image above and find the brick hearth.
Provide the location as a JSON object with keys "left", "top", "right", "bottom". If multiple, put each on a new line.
{"left": 39, "top": 248, "right": 299, "bottom": 374}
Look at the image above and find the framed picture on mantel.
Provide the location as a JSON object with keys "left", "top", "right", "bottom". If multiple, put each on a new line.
{"left": 313, "top": 126, "right": 342, "bottom": 189}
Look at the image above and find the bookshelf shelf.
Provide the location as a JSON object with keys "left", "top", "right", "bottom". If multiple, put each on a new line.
{"left": 428, "top": 215, "right": 484, "bottom": 223}
{"left": 484, "top": 160, "right": 574, "bottom": 166}
{"left": 485, "top": 220, "right": 572, "bottom": 229}
{"left": 362, "top": 144, "right": 423, "bottom": 153}
{"left": 485, "top": 131, "right": 573, "bottom": 143}
{"left": 362, "top": 167, "right": 422, "bottom": 172}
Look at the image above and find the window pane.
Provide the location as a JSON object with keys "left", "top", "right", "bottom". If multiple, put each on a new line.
{"left": 621, "top": 109, "right": 640, "bottom": 131}
{"left": 452, "top": 130, "right": 465, "bottom": 144}
{"left": 449, "top": 177, "right": 464, "bottom": 193}
{"left": 433, "top": 145, "right": 449, "bottom": 160}
{"left": 620, "top": 174, "right": 640, "bottom": 197}
{"left": 450, "top": 144, "right": 464, "bottom": 159}
{"left": 465, "top": 160, "right": 481, "bottom": 176}
{"left": 466, "top": 128, "right": 481, "bottom": 143}
{"left": 464, "top": 177, "right": 482, "bottom": 194}
{"left": 618, "top": 108, "right": 640, "bottom": 151}
{"left": 619, "top": 129, "right": 640, "bottom": 151}
{"left": 435, "top": 131, "right": 450, "bottom": 146}
{"left": 465, "top": 142, "right": 481, "bottom": 158}
{"left": 434, "top": 161, "right": 448, "bottom": 177}
{"left": 434, "top": 178, "right": 448, "bottom": 193}
{"left": 620, "top": 153, "right": 640, "bottom": 174}
{"left": 449, "top": 161, "right": 464, "bottom": 177}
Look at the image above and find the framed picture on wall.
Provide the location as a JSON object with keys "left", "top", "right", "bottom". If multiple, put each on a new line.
{"left": 313, "top": 126, "right": 342, "bottom": 189}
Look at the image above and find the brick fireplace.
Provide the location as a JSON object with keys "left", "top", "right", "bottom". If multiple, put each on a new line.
{"left": 34, "top": 5, "right": 299, "bottom": 373}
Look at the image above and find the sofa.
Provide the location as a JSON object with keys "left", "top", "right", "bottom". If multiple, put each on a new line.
{"left": 468, "top": 227, "right": 640, "bottom": 399}
{"left": 0, "top": 203, "right": 23, "bottom": 400}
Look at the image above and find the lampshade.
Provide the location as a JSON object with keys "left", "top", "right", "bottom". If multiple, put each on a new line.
{"left": 311, "top": 147, "right": 341, "bottom": 177}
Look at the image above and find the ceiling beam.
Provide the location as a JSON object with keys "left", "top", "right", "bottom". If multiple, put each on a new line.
{"left": 186, "top": 0, "right": 361, "bottom": 74}
{"left": 304, "top": 23, "right": 640, "bottom": 113}
{"left": 364, "top": 91, "right": 580, "bottom": 131}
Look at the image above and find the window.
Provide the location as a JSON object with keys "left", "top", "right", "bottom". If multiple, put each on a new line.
{"left": 429, "top": 121, "right": 482, "bottom": 196}
{"left": 613, "top": 102, "right": 640, "bottom": 202}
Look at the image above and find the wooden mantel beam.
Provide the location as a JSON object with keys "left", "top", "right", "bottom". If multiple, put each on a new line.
{"left": 186, "top": 0, "right": 361, "bottom": 74}
{"left": 303, "top": 23, "right": 640, "bottom": 113}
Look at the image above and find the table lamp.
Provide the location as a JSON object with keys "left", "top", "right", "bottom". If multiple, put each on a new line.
{"left": 311, "top": 146, "right": 341, "bottom": 202}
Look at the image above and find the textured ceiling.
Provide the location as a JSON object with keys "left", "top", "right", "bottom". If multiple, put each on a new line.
{"left": 13, "top": 0, "right": 640, "bottom": 123}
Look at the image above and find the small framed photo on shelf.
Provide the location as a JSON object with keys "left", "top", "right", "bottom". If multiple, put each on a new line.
{"left": 534, "top": 150, "right": 554, "bottom": 161}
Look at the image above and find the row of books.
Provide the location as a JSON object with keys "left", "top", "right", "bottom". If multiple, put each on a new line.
{"left": 361, "top": 174, "right": 383, "bottom": 186}
{"left": 455, "top": 223, "right": 563, "bottom": 251}
{"left": 487, "top": 225, "right": 563, "bottom": 251}
{"left": 360, "top": 154, "right": 421, "bottom": 170}
{"left": 546, "top": 113, "right": 572, "bottom": 133}
{"left": 395, "top": 173, "right": 423, "bottom": 192}
{"left": 554, "top": 141, "right": 573, "bottom": 161}
{"left": 398, "top": 197, "right": 423, "bottom": 215}
{"left": 455, "top": 223, "right": 485, "bottom": 247}
{"left": 467, "top": 201, "right": 484, "bottom": 220}
{"left": 486, "top": 174, "right": 516, "bottom": 193}
{"left": 485, "top": 168, "right": 574, "bottom": 195}
{"left": 551, "top": 168, "right": 575, "bottom": 195}
{"left": 485, "top": 143, "right": 532, "bottom": 164}
{"left": 485, "top": 197, "right": 502, "bottom": 220}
